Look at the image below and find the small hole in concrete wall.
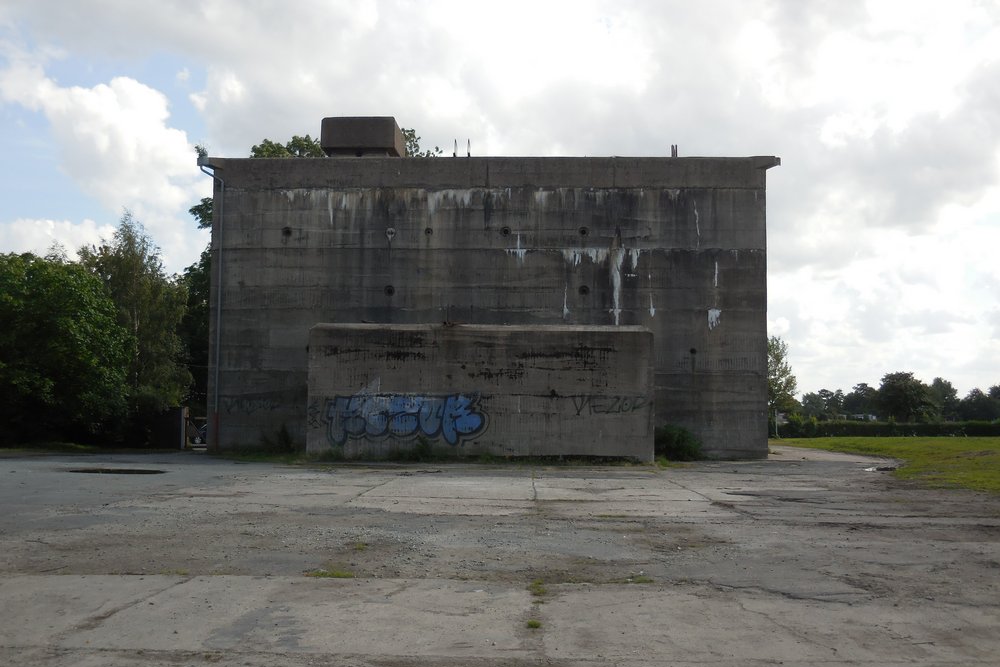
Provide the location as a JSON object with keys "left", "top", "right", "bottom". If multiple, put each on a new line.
{"left": 690, "top": 348, "right": 697, "bottom": 355}
{"left": 384, "top": 285, "right": 395, "bottom": 297}
{"left": 501, "top": 226, "right": 512, "bottom": 236}
{"left": 281, "top": 226, "right": 292, "bottom": 237}
{"left": 578, "top": 285, "right": 590, "bottom": 296}
{"left": 424, "top": 227, "right": 433, "bottom": 235}
{"left": 579, "top": 226, "right": 589, "bottom": 236}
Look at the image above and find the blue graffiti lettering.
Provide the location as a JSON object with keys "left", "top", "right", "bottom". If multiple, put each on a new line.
{"left": 326, "top": 393, "right": 487, "bottom": 446}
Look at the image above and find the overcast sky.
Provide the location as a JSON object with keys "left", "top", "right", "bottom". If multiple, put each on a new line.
{"left": 1, "top": 0, "right": 998, "bottom": 399}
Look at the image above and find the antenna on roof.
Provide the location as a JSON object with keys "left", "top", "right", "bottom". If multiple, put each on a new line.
{"left": 453, "top": 139, "right": 457, "bottom": 158}
{"left": 671, "top": 144, "right": 678, "bottom": 157}
{"left": 467, "top": 139, "right": 471, "bottom": 157}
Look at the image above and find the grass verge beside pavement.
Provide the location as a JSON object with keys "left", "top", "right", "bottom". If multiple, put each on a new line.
{"left": 772, "top": 436, "right": 1000, "bottom": 494}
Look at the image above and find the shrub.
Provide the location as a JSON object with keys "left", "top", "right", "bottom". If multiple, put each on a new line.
{"left": 654, "top": 425, "right": 703, "bottom": 460}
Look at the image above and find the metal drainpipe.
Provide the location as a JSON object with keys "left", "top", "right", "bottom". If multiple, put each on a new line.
{"left": 199, "top": 159, "right": 224, "bottom": 449}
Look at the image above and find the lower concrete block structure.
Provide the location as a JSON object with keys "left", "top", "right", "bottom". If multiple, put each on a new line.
{"left": 306, "top": 324, "right": 654, "bottom": 460}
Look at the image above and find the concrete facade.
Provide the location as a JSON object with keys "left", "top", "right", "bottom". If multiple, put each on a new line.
{"left": 306, "top": 324, "right": 654, "bottom": 460}
{"left": 204, "top": 147, "right": 778, "bottom": 458}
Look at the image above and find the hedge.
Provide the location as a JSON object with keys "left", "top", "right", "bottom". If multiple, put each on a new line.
{"left": 771, "top": 418, "right": 1000, "bottom": 438}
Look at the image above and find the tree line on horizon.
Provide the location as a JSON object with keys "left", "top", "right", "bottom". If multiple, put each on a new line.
{"left": 768, "top": 336, "right": 1000, "bottom": 426}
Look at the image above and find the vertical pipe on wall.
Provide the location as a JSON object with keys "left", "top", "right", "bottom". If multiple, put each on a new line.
{"left": 199, "top": 162, "right": 225, "bottom": 449}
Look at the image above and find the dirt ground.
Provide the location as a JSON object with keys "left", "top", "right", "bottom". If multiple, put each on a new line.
{"left": 1, "top": 446, "right": 998, "bottom": 666}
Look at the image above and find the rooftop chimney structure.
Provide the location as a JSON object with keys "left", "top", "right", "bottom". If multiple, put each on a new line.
{"left": 320, "top": 116, "right": 406, "bottom": 157}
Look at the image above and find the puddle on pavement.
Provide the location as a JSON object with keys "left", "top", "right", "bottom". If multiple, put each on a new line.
{"left": 66, "top": 468, "right": 166, "bottom": 475}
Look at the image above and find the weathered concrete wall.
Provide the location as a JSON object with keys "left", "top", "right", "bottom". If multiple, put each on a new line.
{"left": 306, "top": 324, "right": 653, "bottom": 460}
{"left": 206, "top": 156, "right": 777, "bottom": 458}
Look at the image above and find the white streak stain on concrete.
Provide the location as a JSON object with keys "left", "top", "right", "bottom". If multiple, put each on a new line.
{"left": 708, "top": 308, "right": 722, "bottom": 330}
{"left": 693, "top": 200, "right": 701, "bottom": 249}
{"left": 648, "top": 293, "right": 656, "bottom": 317}
{"left": 587, "top": 248, "right": 609, "bottom": 263}
{"left": 327, "top": 192, "right": 334, "bottom": 226}
{"left": 562, "top": 248, "right": 609, "bottom": 266}
{"left": 426, "top": 190, "right": 441, "bottom": 216}
{"left": 563, "top": 284, "right": 570, "bottom": 319}
{"left": 506, "top": 234, "right": 527, "bottom": 264}
{"left": 714, "top": 260, "right": 719, "bottom": 288}
{"left": 426, "top": 189, "right": 474, "bottom": 217}
{"left": 534, "top": 189, "right": 549, "bottom": 207}
{"left": 609, "top": 246, "right": 625, "bottom": 326}
{"left": 562, "top": 249, "right": 583, "bottom": 266}
{"left": 629, "top": 248, "right": 640, "bottom": 271}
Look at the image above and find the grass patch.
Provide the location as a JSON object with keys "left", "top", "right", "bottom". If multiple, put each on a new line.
{"left": 773, "top": 437, "right": 1000, "bottom": 494}
{"left": 305, "top": 568, "right": 355, "bottom": 579}
{"left": 526, "top": 619, "right": 542, "bottom": 629}
{"left": 353, "top": 541, "right": 368, "bottom": 552}
{"left": 625, "top": 575, "right": 654, "bottom": 584}
{"left": 528, "top": 579, "right": 547, "bottom": 597}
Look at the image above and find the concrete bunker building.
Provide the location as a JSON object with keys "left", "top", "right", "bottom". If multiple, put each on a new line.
{"left": 200, "top": 116, "right": 779, "bottom": 459}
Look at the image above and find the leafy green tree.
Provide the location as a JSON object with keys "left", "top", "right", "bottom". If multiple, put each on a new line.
{"left": 842, "top": 382, "right": 878, "bottom": 417}
{"left": 79, "top": 211, "right": 191, "bottom": 423}
{"left": 767, "top": 336, "right": 798, "bottom": 436}
{"left": 402, "top": 128, "right": 442, "bottom": 157}
{"left": 958, "top": 388, "right": 1000, "bottom": 421}
{"left": 767, "top": 336, "right": 798, "bottom": 413}
{"left": 179, "top": 246, "right": 211, "bottom": 415}
{"left": 0, "top": 252, "right": 131, "bottom": 441}
{"left": 799, "top": 392, "right": 826, "bottom": 419}
{"left": 817, "top": 388, "right": 844, "bottom": 417}
{"left": 927, "top": 377, "right": 960, "bottom": 421}
{"left": 189, "top": 197, "right": 212, "bottom": 229}
{"left": 877, "top": 372, "right": 934, "bottom": 422}
{"left": 250, "top": 135, "right": 324, "bottom": 158}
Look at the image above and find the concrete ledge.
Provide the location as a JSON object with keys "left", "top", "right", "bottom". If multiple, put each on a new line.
{"left": 207, "top": 156, "right": 777, "bottom": 190}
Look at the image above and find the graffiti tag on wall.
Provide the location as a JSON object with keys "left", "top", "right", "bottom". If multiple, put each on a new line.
{"left": 325, "top": 392, "right": 487, "bottom": 447}
{"left": 572, "top": 395, "right": 647, "bottom": 416}
{"left": 223, "top": 396, "right": 281, "bottom": 414}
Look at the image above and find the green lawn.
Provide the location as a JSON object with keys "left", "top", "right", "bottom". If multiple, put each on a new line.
{"left": 772, "top": 437, "right": 1000, "bottom": 494}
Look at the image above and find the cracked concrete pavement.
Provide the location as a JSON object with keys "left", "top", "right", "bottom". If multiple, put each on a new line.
{"left": 1, "top": 446, "right": 998, "bottom": 666}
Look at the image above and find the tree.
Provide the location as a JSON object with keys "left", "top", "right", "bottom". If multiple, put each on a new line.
{"left": 249, "top": 135, "right": 324, "bottom": 158}
{"left": 767, "top": 336, "right": 797, "bottom": 435}
{"left": 877, "top": 372, "right": 934, "bottom": 422}
{"left": 799, "top": 392, "right": 826, "bottom": 419}
{"left": 189, "top": 197, "right": 213, "bottom": 229}
{"left": 402, "top": 128, "right": 442, "bottom": 157}
{"left": 0, "top": 252, "right": 131, "bottom": 441}
{"left": 958, "top": 388, "right": 1000, "bottom": 421}
{"left": 817, "top": 388, "right": 844, "bottom": 417}
{"left": 179, "top": 246, "right": 211, "bottom": 415}
{"left": 927, "top": 377, "right": 960, "bottom": 422}
{"left": 842, "top": 382, "right": 877, "bottom": 417}
{"left": 79, "top": 212, "right": 191, "bottom": 423}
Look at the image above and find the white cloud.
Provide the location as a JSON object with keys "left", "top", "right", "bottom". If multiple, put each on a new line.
{"left": 0, "top": 47, "right": 210, "bottom": 271}
{"left": 0, "top": 217, "right": 115, "bottom": 259}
